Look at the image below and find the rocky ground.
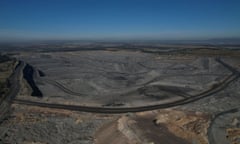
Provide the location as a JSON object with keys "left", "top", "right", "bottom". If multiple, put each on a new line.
{"left": 0, "top": 104, "right": 113, "bottom": 144}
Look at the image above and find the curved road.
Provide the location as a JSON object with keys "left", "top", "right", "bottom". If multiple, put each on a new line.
{"left": 208, "top": 107, "right": 240, "bottom": 144}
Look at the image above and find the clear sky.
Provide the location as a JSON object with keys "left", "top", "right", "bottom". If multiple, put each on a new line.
{"left": 0, "top": 0, "right": 240, "bottom": 41}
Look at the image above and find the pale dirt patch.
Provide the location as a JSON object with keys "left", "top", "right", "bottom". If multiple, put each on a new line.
{"left": 94, "top": 119, "right": 132, "bottom": 144}
{"left": 95, "top": 109, "right": 207, "bottom": 144}
{"left": 226, "top": 128, "right": 240, "bottom": 144}
{"left": 149, "top": 109, "right": 210, "bottom": 144}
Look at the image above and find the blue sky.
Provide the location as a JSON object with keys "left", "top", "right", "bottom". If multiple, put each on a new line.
{"left": 0, "top": 0, "right": 240, "bottom": 41}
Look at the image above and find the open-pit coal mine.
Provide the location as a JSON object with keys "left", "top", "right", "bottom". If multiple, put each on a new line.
{"left": 1, "top": 47, "right": 240, "bottom": 144}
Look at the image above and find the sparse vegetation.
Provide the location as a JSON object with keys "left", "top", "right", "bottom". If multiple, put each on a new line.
{"left": 0, "top": 54, "right": 15, "bottom": 99}
{"left": 0, "top": 53, "right": 11, "bottom": 62}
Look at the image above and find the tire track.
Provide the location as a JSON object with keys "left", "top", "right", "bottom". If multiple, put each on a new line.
{"left": 42, "top": 79, "right": 85, "bottom": 96}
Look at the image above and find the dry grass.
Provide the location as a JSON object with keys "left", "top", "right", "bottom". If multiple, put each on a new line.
{"left": 0, "top": 61, "right": 15, "bottom": 81}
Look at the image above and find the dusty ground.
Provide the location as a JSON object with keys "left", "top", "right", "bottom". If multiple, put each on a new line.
{"left": 0, "top": 104, "right": 114, "bottom": 144}
{"left": 95, "top": 109, "right": 210, "bottom": 144}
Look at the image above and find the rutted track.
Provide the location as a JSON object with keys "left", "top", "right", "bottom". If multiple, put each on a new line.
{"left": 42, "top": 79, "right": 84, "bottom": 96}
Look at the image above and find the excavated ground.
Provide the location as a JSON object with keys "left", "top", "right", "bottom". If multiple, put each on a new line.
{"left": 0, "top": 48, "right": 240, "bottom": 144}
{"left": 15, "top": 50, "right": 233, "bottom": 107}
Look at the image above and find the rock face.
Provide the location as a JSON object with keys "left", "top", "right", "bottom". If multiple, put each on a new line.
{"left": 154, "top": 110, "right": 210, "bottom": 144}
{"left": 23, "top": 64, "right": 43, "bottom": 97}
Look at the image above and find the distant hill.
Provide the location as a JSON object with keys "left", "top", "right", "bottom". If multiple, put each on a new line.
{"left": 205, "top": 38, "right": 240, "bottom": 45}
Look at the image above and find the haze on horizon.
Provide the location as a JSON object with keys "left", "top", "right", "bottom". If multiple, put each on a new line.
{"left": 0, "top": 0, "right": 240, "bottom": 42}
